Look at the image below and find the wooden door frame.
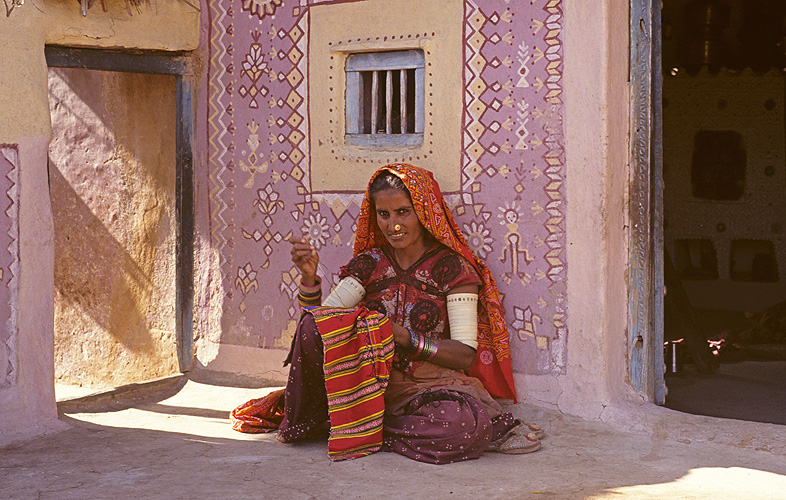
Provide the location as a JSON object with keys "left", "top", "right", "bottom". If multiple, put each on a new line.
{"left": 44, "top": 47, "right": 195, "bottom": 372}
{"left": 628, "top": 0, "right": 665, "bottom": 404}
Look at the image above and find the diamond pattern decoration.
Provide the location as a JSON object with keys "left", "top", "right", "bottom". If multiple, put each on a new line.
{"left": 286, "top": 67, "right": 303, "bottom": 87}
{"left": 287, "top": 112, "right": 303, "bottom": 128}
{"left": 286, "top": 90, "right": 302, "bottom": 109}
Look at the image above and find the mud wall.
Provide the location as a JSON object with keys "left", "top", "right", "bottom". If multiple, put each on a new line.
{"left": 0, "top": 0, "right": 198, "bottom": 441}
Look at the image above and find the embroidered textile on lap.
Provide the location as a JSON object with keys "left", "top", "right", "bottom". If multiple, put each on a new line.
{"left": 310, "top": 306, "right": 395, "bottom": 461}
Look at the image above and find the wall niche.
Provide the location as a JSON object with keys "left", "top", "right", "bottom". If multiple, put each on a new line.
{"left": 730, "top": 239, "right": 778, "bottom": 282}
{"left": 691, "top": 130, "right": 746, "bottom": 201}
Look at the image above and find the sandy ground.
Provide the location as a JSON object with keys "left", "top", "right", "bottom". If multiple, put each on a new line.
{"left": 2, "top": 374, "right": 786, "bottom": 500}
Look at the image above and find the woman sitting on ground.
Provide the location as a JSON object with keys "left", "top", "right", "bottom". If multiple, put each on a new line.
{"left": 279, "top": 163, "right": 543, "bottom": 464}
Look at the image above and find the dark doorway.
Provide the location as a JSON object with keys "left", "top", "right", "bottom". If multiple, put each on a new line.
{"left": 661, "top": 0, "right": 786, "bottom": 425}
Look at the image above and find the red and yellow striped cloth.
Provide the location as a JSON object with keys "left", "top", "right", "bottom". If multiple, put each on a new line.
{"left": 311, "top": 306, "right": 395, "bottom": 461}
{"left": 229, "top": 388, "right": 285, "bottom": 433}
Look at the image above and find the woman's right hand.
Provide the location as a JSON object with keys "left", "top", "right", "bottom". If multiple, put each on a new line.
{"left": 290, "top": 236, "right": 319, "bottom": 286}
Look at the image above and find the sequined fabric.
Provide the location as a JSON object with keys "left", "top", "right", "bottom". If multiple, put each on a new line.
{"left": 277, "top": 307, "right": 395, "bottom": 461}
{"left": 277, "top": 314, "right": 330, "bottom": 442}
{"left": 275, "top": 312, "right": 519, "bottom": 464}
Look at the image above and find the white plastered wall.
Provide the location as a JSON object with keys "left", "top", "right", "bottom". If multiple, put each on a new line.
{"left": 532, "top": 2, "right": 786, "bottom": 456}
{"left": 514, "top": 0, "right": 636, "bottom": 419}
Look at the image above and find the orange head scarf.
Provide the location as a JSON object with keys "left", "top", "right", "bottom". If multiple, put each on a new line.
{"left": 354, "top": 163, "right": 517, "bottom": 402}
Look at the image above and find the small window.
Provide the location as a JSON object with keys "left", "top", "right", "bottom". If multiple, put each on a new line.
{"left": 345, "top": 50, "right": 424, "bottom": 147}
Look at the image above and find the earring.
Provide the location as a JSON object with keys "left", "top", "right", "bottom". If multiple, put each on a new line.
{"left": 394, "top": 224, "right": 401, "bottom": 231}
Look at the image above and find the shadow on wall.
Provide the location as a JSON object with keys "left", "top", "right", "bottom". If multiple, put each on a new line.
{"left": 47, "top": 66, "right": 178, "bottom": 387}
{"left": 48, "top": 161, "right": 154, "bottom": 352}
{"left": 48, "top": 67, "right": 174, "bottom": 191}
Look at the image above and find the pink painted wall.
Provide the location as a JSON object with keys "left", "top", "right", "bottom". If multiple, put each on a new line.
{"left": 200, "top": 0, "right": 566, "bottom": 377}
{"left": 0, "top": 145, "right": 19, "bottom": 390}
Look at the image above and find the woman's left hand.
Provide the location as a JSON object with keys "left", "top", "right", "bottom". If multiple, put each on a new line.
{"left": 390, "top": 322, "right": 475, "bottom": 372}
{"left": 390, "top": 322, "right": 412, "bottom": 349}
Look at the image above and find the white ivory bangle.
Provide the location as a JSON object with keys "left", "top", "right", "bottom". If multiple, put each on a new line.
{"left": 323, "top": 276, "right": 365, "bottom": 308}
{"left": 447, "top": 293, "right": 479, "bottom": 349}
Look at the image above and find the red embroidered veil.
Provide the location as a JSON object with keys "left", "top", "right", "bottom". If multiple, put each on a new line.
{"left": 354, "top": 163, "right": 517, "bottom": 402}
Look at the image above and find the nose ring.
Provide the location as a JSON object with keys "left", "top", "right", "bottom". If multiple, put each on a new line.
{"left": 394, "top": 224, "right": 401, "bottom": 231}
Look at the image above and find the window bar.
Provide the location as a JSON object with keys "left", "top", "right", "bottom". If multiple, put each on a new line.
{"left": 371, "top": 70, "right": 379, "bottom": 135}
{"left": 386, "top": 70, "right": 393, "bottom": 134}
{"left": 415, "top": 67, "right": 424, "bottom": 134}
{"left": 345, "top": 70, "right": 361, "bottom": 135}
{"left": 400, "top": 69, "right": 407, "bottom": 133}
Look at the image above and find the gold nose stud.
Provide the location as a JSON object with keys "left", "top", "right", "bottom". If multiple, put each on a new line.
{"left": 394, "top": 224, "right": 401, "bottom": 231}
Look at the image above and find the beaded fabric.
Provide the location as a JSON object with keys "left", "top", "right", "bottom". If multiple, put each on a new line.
{"left": 354, "top": 164, "right": 517, "bottom": 402}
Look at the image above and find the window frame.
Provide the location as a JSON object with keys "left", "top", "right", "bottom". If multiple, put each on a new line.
{"left": 344, "top": 50, "right": 425, "bottom": 148}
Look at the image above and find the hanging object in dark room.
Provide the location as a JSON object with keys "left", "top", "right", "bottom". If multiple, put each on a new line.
{"left": 681, "top": 0, "right": 732, "bottom": 74}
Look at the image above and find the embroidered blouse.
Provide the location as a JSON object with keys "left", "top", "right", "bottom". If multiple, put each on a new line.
{"left": 338, "top": 244, "right": 481, "bottom": 341}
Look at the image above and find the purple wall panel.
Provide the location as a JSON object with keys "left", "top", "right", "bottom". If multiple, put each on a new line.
{"left": 206, "top": 0, "right": 565, "bottom": 374}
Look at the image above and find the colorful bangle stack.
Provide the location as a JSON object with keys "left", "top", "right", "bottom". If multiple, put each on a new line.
{"left": 406, "top": 327, "right": 438, "bottom": 361}
{"left": 297, "top": 280, "right": 322, "bottom": 308}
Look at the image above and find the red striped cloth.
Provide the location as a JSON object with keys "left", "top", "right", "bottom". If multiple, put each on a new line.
{"left": 229, "top": 388, "right": 285, "bottom": 433}
{"left": 311, "top": 306, "right": 395, "bottom": 461}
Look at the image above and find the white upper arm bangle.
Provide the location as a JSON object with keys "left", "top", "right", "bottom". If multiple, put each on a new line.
{"left": 447, "top": 293, "right": 478, "bottom": 349}
{"left": 322, "top": 276, "right": 365, "bottom": 308}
